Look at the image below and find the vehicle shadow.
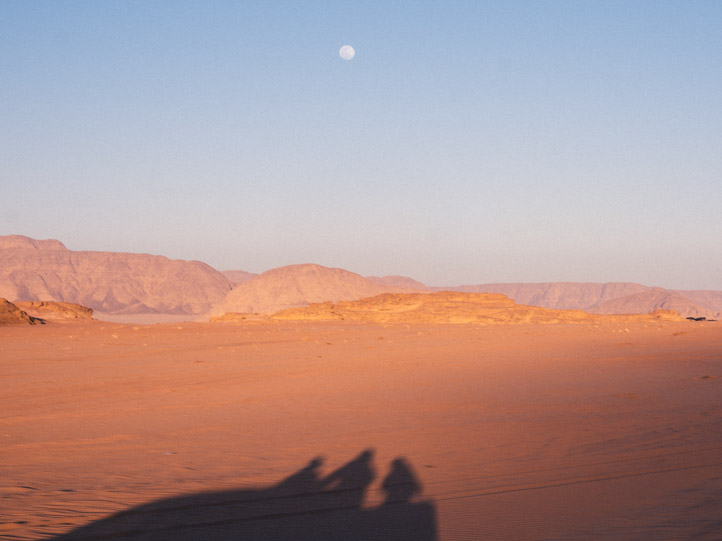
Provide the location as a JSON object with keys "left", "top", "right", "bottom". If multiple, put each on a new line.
{"left": 50, "top": 449, "right": 438, "bottom": 540}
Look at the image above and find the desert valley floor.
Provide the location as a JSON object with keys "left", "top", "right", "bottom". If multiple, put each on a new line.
{"left": 1, "top": 319, "right": 721, "bottom": 540}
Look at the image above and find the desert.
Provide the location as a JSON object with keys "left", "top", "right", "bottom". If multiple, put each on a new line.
{"left": 2, "top": 310, "right": 721, "bottom": 539}
{"left": 2, "top": 237, "right": 722, "bottom": 539}
{"left": 3, "top": 3, "right": 722, "bottom": 538}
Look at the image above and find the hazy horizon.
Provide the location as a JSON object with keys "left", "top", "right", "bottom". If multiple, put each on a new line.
{"left": 2, "top": 1, "right": 721, "bottom": 290}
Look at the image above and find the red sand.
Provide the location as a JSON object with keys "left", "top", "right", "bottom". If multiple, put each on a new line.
{"left": 1, "top": 319, "right": 721, "bottom": 540}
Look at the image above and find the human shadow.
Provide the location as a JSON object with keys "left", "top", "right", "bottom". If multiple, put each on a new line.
{"left": 50, "top": 450, "right": 438, "bottom": 540}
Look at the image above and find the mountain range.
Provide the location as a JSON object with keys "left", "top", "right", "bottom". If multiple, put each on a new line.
{"left": 444, "top": 282, "right": 721, "bottom": 319}
{"left": 1, "top": 235, "right": 720, "bottom": 319}
{"left": 210, "top": 264, "right": 422, "bottom": 316}
{"left": 0, "top": 235, "right": 232, "bottom": 315}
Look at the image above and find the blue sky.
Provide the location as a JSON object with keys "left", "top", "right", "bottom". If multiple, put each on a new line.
{"left": 2, "top": 1, "right": 720, "bottom": 289}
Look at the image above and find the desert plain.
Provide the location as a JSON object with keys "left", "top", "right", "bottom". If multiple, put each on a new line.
{"left": 1, "top": 315, "right": 721, "bottom": 540}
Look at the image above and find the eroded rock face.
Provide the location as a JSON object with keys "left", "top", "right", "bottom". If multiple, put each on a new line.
{"left": 0, "top": 235, "right": 233, "bottom": 315}
{"left": 271, "top": 291, "right": 684, "bottom": 325}
{"left": 211, "top": 264, "right": 422, "bottom": 316}
{"left": 14, "top": 301, "right": 94, "bottom": 320}
{"left": 0, "top": 298, "right": 43, "bottom": 325}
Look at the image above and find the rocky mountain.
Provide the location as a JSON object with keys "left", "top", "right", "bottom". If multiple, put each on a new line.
{"left": 0, "top": 235, "right": 232, "bottom": 315}
{"left": 673, "top": 290, "right": 722, "bottom": 314}
{"left": 272, "top": 292, "right": 683, "bottom": 325}
{"left": 588, "top": 288, "right": 720, "bottom": 319}
{"left": 210, "top": 264, "right": 421, "bottom": 316}
{"left": 0, "top": 298, "right": 43, "bottom": 325}
{"left": 439, "top": 281, "right": 720, "bottom": 319}
{"left": 442, "top": 282, "right": 651, "bottom": 310}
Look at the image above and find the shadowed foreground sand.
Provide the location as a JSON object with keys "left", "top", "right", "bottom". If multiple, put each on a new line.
{"left": 1, "top": 319, "right": 721, "bottom": 539}
{"left": 48, "top": 451, "right": 437, "bottom": 541}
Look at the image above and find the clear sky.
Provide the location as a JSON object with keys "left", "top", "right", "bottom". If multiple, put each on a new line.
{"left": 2, "top": 1, "right": 720, "bottom": 289}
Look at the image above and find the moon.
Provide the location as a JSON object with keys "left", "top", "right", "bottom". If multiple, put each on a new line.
{"left": 339, "top": 45, "right": 355, "bottom": 61}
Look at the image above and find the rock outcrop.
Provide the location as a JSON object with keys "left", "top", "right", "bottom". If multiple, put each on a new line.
{"left": 14, "top": 301, "right": 94, "bottom": 320}
{"left": 0, "top": 298, "right": 43, "bottom": 325}
{"left": 272, "top": 292, "right": 684, "bottom": 325}
{"left": 0, "top": 235, "right": 233, "bottom": 315}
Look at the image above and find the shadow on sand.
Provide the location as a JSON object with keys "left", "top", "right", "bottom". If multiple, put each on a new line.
{"left": 51, "top": 449, "right": 438, "bottom": 540}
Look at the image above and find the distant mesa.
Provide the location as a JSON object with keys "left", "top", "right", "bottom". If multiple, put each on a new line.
{"left": 588, "top": 287, "right": 720, "bottom": 320}
{"left": 0, "top": 298, "right": 44, "bottom": 325}
{"left": 210, "top": 264, "right": 423, "bottom": 317}
{"left": 271, "top": 292, "right": 684, "bottom": 325}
